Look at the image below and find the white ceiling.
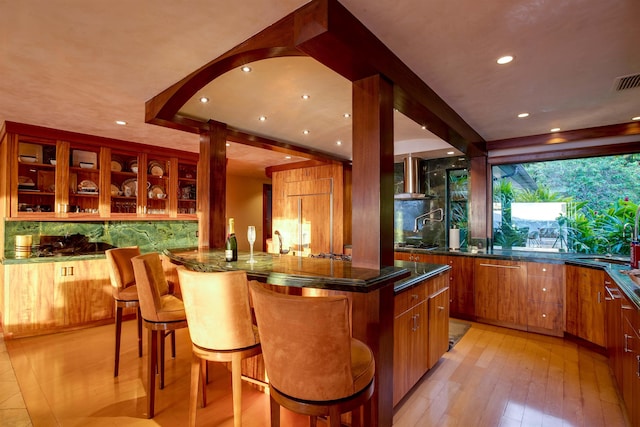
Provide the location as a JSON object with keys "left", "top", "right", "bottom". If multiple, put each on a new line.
{"left": 2, "top": 0, "right": 639, "bottom": 178}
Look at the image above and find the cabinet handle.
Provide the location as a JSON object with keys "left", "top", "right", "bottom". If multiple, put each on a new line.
{"left": 479, "top": 263, "right": 521, "bottom": 269}
{"left": 597, "top": 291, "right": 601, "bottom": 304}
{"left": 411, "top": 294, "right": 419, "bottom": 301}
{"left": 542, "top": 313, "right": 547, "bottom": 318}
{"left": 68, "top": 266, "right": 74, "bottom": 276}
{"left": 60, "top": 267, "right": 66, "bottom": 277}
{"left": 542, "top": 287, "right": 547, "bottom": 292}
{"left": 624, "top": 334, "right": 632, "bottom": 352}
{"left": 637, "top": 355, "right": 640, "bottom": 378}
{"left": 438, "top": 306, "right": 445, "bottom": 311}
{"left": 412, "top": 313, "right": 420, "bottom": 331}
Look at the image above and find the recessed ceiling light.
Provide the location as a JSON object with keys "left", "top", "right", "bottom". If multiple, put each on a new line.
{"left": 517, "top": 113, "right": 530, "bottom": 118}
{"left": 343, "top": 113, "right": 351, "bottom": 118}
{"left": 421, "top": 125, "right": 427, "bottom": 130}
{"left": 550, "top": 127, "right": 561, "bottom": 132}
{"left": 285, "top": 156, "right": 291, "bottom": 160}
{"left": 447, "top": 151, "right": 454, "bottom": 155}
{"left": 301, "top": 94, "right": 310, "bottom": 100}
{"left": 199, "top": 96, "right": 209, "bottom": 103}
{"left": 497, "top": 55, "right": 514, "bottom": 65}
{"left": 241, "top": 66, "right": 252, "bottom": 73}
{"left": 336, "top": 140, "right": 342, "bottom": 146}
{"left": 258, "top": 116, "right": 267, "bottom": 122}
{"left": 633, "top": 116, "right": 640, "bottom": 121}
{"left": 115, "top": 120, "right": 127, "bottom": 126}
{"left": 302, "top": 129, "right": 310, "bottom": 135}
{"left": 225, "top": 143, "right": 230, "bottom": 147}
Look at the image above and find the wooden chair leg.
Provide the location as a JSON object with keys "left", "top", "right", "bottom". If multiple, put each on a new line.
{"left": 114, "top": 305, "right": 123, "bottom": 377}
{"left": 363, "top": 397, "right": 372, "bottom": 427}
{"left": 147, "top": 329, "right": 157, "bottom": 419}
{"left": 310, "top": 415, "right": 318, "bottom": 427}
{"left": 200, "top": 358, "right": 207, "bottom": 408}
{"left": 270, "top": 395, "right": 280, "bottom": 427}
{"left": 136, "top": 306, "right": 143, "bottom": 357}
{"left": 159, "top": 332, "right": 165, "bottom": 389}
{"left": 171, "top": 330, "right": 176, "bottom": 358}
{"left": 352, "top": 406, "right": 362, "bottom": 427}
{"left": 231, "top": 353, "right": 242, "bottom": 427}
{"left": 189, "top": 353, "right": 200, "bottom": 427}
{"left": 329, "top": 407, "right": 341, "bottom": 427}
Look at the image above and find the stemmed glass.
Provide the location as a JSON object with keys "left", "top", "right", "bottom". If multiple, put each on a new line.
{"left": 247, "top": 226, "right": 256, "bottom": 263}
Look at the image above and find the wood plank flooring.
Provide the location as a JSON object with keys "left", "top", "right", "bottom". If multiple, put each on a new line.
{"left": 4, "top": 320, "right": 630, "bottom": 426}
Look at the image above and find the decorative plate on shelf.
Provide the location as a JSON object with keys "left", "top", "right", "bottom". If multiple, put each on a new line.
{"left": 111, "top": 160, "right": 123, "bottom": 172}
{"left": 121, "top": 178, "right": 137, "bottom": 197}
{"left": 18, "top": 176, "right": 35, "bottom": 186}
{"left": 110, "top": 184, "right": 122, "bottom": 196}
{"left": 78, "top": 179, "right": 98, "bottom": 193}
{"left": 148, "top": 160, "right": 165, "bottom": 177}
{"left": 149, "top": 184, "right": 166, "bottom": 199}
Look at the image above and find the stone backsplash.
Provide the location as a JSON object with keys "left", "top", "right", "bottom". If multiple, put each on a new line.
{"left": 4, "top": 220, "right": 198, "bottom": 258}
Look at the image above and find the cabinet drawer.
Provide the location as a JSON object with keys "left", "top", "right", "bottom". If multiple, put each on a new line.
{"left": 528, "top": 263, "right": 563, "bottom": 277}
{"left": 527, "top": 301, "right": 563, "bottom": 331}
{"left": 527, "top": 278, "right": 563, "bottom": 305}
{"left": 395, "top": 283, "right": 425, "bottom": 316}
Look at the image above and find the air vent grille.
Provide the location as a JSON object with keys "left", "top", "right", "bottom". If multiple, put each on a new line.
{"left": 615, "top": 73, "right": 640, "bottom": 91}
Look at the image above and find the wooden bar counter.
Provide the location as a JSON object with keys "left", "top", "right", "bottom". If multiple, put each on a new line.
{"left": 164, "top": 248, "right": 412, "bottom": 427}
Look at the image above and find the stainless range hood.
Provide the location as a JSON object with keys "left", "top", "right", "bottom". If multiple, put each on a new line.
{"left": 394, "top": 155, "right": 429, "bottom": 199}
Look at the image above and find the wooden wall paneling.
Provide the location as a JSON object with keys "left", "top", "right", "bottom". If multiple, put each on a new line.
{"left": 343, "top": 165, "right": 352, "bottom": 248}
{"left": 98, "top": 147, "right": 111, "bottom": 217}
{"left": 351, "top": 74, "right": 394, "bottom": 269}
{"left": 469, "top": 155, "right": 488, "bottom": 242}
{"left": 138, "top": 152, "right": 148, "bottom": 216}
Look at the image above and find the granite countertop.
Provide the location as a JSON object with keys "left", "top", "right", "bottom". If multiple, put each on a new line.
{"left": 164, "top": 248, "right": 410, "bottom": 293}
{"left": 395, "top": 246, "right": 640, "bottom": 309}
{"left": 392, "top": 260, "right": 451, "bottom": 293}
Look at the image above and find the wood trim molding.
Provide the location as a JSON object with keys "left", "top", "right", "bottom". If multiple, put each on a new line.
{"left": 486, "top": 121, "right": 640, "bottom": 151}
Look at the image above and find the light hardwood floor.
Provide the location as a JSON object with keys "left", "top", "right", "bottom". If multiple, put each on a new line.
{"left": 4, "top": 320, "right": 630, "bottom": 427}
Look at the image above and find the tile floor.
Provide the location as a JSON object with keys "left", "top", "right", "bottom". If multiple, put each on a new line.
{"left": 0, "top": 334, "right": 32, "bottom": 426}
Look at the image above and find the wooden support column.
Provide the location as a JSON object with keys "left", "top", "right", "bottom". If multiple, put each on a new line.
{"left": 351, "top": 74, "right": 395, "bottom": 269}
{"left": 198, "top": 120, "right": 227, "bottom": 249}
{"left": 351, "top": 74, "right": 395, "bottom": 427}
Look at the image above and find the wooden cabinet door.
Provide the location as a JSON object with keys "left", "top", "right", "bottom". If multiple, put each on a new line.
{"left": 53, "top": 259, "right": 113, "bottom": 326}
{"left": 475, "top": 259, "right": 526, "bottom": 325}
{"left": 446, "top": 256, "right": 474, "bottom": 319}
{"left": 393, "top": 303, "right": 427, "bottom": 406}
{"left": 3, "top": 263, "right": 56, "bottom": 336}
{"left": 428, "top": 287, "right": 450, "bottom": 369}
{"left": 621, "top": 303, "right": 639, "bottom": 426}
{"left": 527, "top": 263, "right": 564, "bottom": 334}
{"left": 566, "top": 265, "right": 605, "bottom": 346}
{"left": 604, "top": 279, "right": 624, "bottom": 389}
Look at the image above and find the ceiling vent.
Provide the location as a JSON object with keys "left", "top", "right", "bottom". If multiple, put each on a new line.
{"left": 614, "top": 73, "right": 640, "bottom": 91}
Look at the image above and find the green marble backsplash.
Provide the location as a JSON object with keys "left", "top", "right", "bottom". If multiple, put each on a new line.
{"left": 4, "top": 220, "right": 198, "bottom": 257}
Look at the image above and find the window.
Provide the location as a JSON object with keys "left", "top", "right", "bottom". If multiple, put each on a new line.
{"left": 492, "top": 153, "right": 640, "bottom": 254}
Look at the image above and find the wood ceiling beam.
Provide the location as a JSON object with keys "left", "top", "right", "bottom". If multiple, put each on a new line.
{"left": 145, "top": 0, "right": 486, "bottom": 157}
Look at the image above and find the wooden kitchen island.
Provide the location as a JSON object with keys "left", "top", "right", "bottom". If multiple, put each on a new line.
{"left": 164, "top": 248, "right": 449, "bottom": 427}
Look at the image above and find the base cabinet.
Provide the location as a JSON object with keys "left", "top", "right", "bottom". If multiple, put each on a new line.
{"left": 604, "top": 277, "right": 640, "bottom": 426}
{"left": 393, "top": 271, "right": 449, "bottom": 406}
{"left": 474, "top": 259, "right": 527, "bottom": 327}
{"left": 2, "top": 259, "right": 113, "bottom": 338}
{"left": 566, "top": 265, "right": 605, "bottom": 347}
{"left": 526, "top": 263, "right": 565, "bottom": 335}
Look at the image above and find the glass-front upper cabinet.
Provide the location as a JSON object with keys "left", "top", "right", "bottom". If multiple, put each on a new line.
{"left": 177, "top": 161, "right": 197, "bottom": 216}
{"left": 109, "top": 150, "right": 139, "bottom": 216}
{"left": 145, "top": 156, "right": 170, "bottom": 216}
{"left": 16, "top": 139, "right": 57, "bottom": 216}
{"left": 67, "top": 145, "right": 101, "bottom": 216}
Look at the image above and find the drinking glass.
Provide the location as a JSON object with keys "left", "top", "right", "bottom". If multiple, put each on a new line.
{"left": 247, "top": 226, "right": 256, "bottom": 263}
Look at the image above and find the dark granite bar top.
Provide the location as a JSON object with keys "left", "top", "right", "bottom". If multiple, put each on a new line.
{"left": 164, "top": 248, "right": 411, "bottom": 293}
{"left": 392, "top": 260, "right": 451, "bottom": 293}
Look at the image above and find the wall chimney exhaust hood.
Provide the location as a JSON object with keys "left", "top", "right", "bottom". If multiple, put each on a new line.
{"left": 394, "top": 155, "right": 429, "bottom": 199}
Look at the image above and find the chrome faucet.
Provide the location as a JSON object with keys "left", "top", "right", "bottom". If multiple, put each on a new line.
{"left": 273, "top": 230, "right": 289, "bottom": 254}
{"left": 623, "top": 222, "right": 633, "bottom": 240}
{"left": 413, "top": 208, "right": 444, "bottom": 232}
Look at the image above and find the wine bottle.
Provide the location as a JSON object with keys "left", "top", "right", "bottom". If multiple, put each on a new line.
{"left": 225, "top": 218, "right": 238, "bottom": 262}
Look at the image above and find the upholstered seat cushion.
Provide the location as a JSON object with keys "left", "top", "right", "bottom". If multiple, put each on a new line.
{"left": 115, "top": 284, "right": 139, "bottom": 302}
{"left": 350, "top": 338, "right": 375, "bottom": 394}
{"left": 154, "top": 294, "right": 186, "bottom": 322}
